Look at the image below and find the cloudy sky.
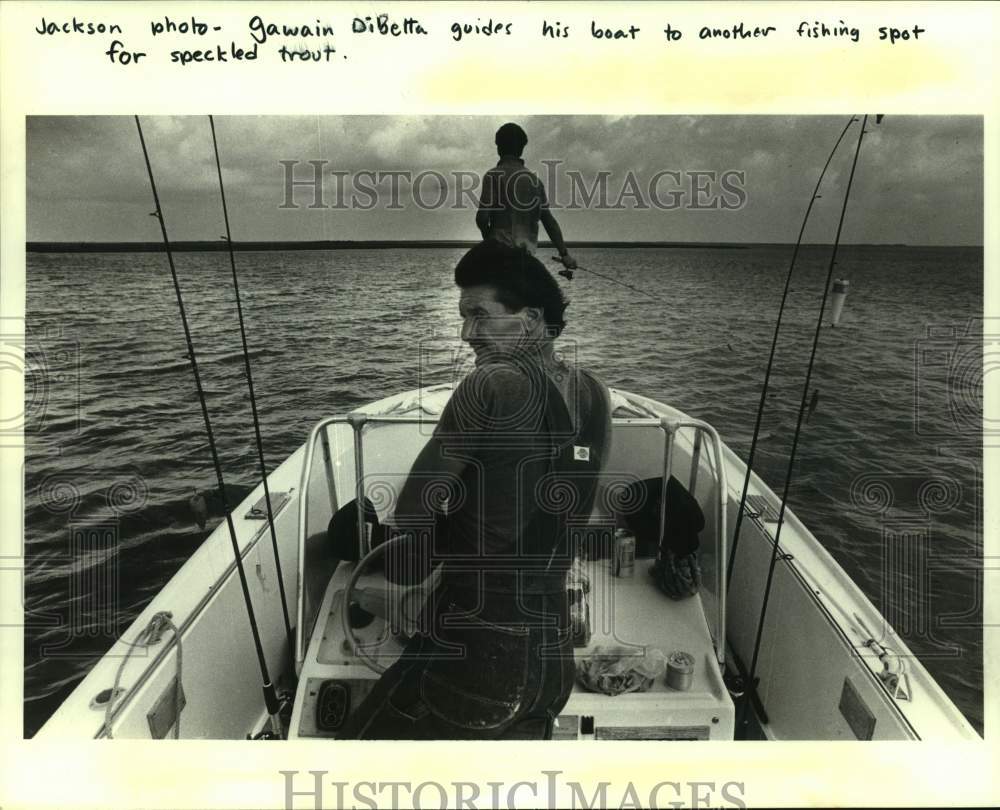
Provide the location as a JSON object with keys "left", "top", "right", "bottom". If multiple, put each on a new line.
{"left": 26, "top": 115, "right": 982, "bottom": 245}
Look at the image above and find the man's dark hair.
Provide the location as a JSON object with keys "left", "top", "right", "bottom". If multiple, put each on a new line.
{"left": 495, "top": 122, "right": 528, "bottom": 157}
{"left": 455, "top": 241, "right": 568, "bottom": 336}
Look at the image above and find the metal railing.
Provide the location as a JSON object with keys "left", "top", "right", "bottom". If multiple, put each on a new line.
{"left": 295, "top": 413, "right": 436, "bottom": 664}
{"left": 659, "top": 417, "right": 729, "bottom": 667}
{"left": 295, "top": 412, "right": 729, "bottom": 667}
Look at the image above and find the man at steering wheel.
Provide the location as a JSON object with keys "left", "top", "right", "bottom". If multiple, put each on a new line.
{"left": 337, "top": 240, "right": 611, "bottom": 739}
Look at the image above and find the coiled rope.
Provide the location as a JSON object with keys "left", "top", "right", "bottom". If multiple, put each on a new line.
{"left": 105, "top": 611, "right": 181, "bottom": 739}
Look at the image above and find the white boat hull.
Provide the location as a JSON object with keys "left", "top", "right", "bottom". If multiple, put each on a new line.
{"left": 36, "top": 385, "right": 978, "bottom": 740}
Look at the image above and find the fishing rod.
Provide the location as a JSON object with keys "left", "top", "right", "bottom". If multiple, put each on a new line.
{"left": 208, "top": 115, "right": 295, "bottom": 674}
{"left": 134, "top": 116, "right": 284, "bottom": 738}
{"left": 726, "top": 116, "right": 857, "bottom": 586}
{"left": 548, "top": 256, "right": 658, "bottom": 300}
{"left": 738, "top": 114, "right": 871, "bottom": 735}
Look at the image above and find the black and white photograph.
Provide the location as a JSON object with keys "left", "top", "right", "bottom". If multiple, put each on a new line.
{"left": 1, "top": 2, "right": 997, "bottom": 809}
{"left": 21, "top": 114, "right": 984, "bottom": 746}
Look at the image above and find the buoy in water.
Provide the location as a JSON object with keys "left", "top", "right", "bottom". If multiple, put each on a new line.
{"left": 830, "top": 278, "right": 850, "bottom": 326}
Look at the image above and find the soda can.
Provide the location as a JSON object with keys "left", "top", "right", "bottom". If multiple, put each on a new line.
{"left": 614, "top": 529, "right": 635, "bottom": 578}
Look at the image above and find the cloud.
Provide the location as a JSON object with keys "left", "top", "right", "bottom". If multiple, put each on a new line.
{"left": 26, "top": 115, "right": 983, "bottom": 245}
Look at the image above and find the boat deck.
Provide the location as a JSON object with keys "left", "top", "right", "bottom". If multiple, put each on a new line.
{"left": 290, "top": 553, "right": 734, "bottom": 740}
{"left": 560, "top": 556, "right": 733, "bottom": 739}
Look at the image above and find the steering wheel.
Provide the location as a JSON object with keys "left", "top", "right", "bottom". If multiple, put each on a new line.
{"left": 341, "top": 533, "right": 436, "bottom": 674}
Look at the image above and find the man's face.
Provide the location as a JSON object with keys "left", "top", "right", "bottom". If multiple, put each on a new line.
{"left": 458, "top": 284, "right": 537, "bottom": 365}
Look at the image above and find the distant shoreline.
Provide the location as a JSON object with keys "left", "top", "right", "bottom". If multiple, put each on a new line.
{"left": 22, "top": 240, "right": 969, "bottom": 254}
{"left": 26, "top": 240, "right": 748, "bottom": 253}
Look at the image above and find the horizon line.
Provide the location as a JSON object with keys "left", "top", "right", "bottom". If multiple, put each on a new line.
{"left": 25, "top": 239, "right": 982, "bottom": 253}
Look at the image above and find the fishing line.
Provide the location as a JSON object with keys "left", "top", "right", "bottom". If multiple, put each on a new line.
{"left": 740, "top": 115, "right": 871, "bottom": 734}
{"left": 134, "top": 116, "right": 283, "bottom": 738}
{"left": 209, "top": 115, "right": 295, "bottom": 673}
{"left": 726, "top": 116, "right": 857, "bottom": 586}
{"left": 549, "top": 257, "right": 658, "bottom": 300}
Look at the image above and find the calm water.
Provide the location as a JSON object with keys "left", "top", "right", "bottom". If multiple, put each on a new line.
{"left": 23, "top": 245, "right": 983, "bottom": 736}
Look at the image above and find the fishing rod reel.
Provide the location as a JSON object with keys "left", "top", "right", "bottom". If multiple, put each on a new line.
{"left": 547, "top": 254, "right": 575, "bottom": 280}
{"left": 245, "top": 687, "right": 295, "bottom": 740}
{"left": 723, "top": 669, "right": 746, "bottom": 701}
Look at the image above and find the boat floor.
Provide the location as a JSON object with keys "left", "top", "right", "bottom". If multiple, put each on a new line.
{"left": 289, "top": 555, "right": 735, "bottom": 740}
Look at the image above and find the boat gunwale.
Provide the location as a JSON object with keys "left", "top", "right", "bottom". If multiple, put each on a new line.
{"left": 35, "top": 384, "right": 979, "bottom": 740}
{"left": 92, "top": 478, "right": 299, "bottom": 738}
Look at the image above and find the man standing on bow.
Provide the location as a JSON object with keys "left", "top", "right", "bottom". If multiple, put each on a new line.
{"left": 476, "top": 122, "right": 578, "bottom": 279}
